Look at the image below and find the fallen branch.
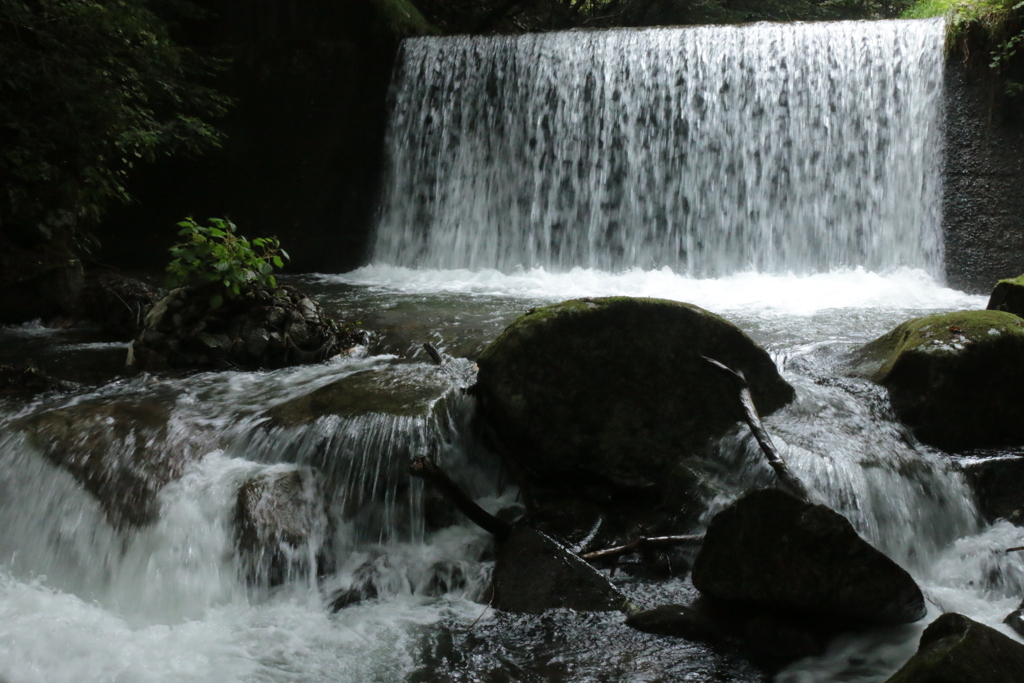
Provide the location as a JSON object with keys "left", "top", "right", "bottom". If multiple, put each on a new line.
{"left": 580, "top": 534, "right": 704, "bottom": 562}
{"left": 423, "top": 342, "right": 444, "bottom": 365}
{"left": 703, "top": 356, "right": 810, "bottom": 502}
{"left": 410, "top": 456, "right": 512, "bottom": 541}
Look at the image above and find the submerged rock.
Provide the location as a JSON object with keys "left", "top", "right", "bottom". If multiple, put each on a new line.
{"left": 0, "top": 363, "right": 76, "bottom": 396}
{"left": 848, "top": 310, "right": 1024, "bottom": 451}
{"left": 129, "top": 284, "right": 365, "bottom": 370}
{"left": 235, "top": 466, "right": 332, "bottom": 586}
{"left": 263, "top": 359, "right": 475, "bottom": 427}
{"left": 626, "top": 603, "right": 829, "bottom": 665}
{"left": 491, "top": 525, "right": 629, "bottom": 614}
{"left": 476, "top": 297, "right": 793, "bottom": 527}
{"left": 79, "top": 271, "right": 163, "bottom": 339}
{"left": 17, "top": 398, "right": 198, "bottom": 528}
{"left": 987, "top": 274, "right": 1024, "bottom": 318}
{"left": 691, "top": 489, "right": 926, "bottom": 625}
{"left": 960, "top": 456, "right": 1024, "bottom": 525}
{"left": 885, "top": 613, "right": 1024, "bottom": 683}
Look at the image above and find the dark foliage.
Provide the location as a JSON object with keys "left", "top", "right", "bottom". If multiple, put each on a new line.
{"left": 411, "top": 0, "right": 913, "bottom": 34}
{"left": 0, "top": 0, "right": 231, "bottom": 249}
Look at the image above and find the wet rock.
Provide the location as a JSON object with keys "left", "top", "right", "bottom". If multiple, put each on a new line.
{"left": 1004, "top": 600, "right": 1024, "bottom": 637}
{"left": 848, "top": 310, "right": 1024, "bottom": 450}
{"left": 491, "top": 524, "right": 629, "bottom": 614}
{"left": 692, "top": 489, "right": 926, "bottom": 625}
{"left": 234, "top": 466, "right": 332, "bottom": 586}
{"left": 0, "top": 243, "right": 84, "bottom": 324}
{"left": 987, "top": 274, "right": 1024, "bottom": 318}
{"left": 960, "top": 456, "right": 1024, "bottom": 525}
{"left": 263, "top": 360, "right": 476, "bottom": 427}
{"left": 885, "top": 613, "right": 1024, "bottom": 683}
{"left": 16, "top": 398, "right": 197, "bottom": 528}
{"left": 0, "top": 363, "right": 76, "bottom": 396}
{"left": 327, "top": 559, "right": 382, "bottom": 611}
{"left": 626, "top": 603, "right": 726, "bottom": 642}
{"left": 79, "top": 271, "right": 163, "bottom": 339}
{"left": 476, "top": 297, "right": 793, "bottom": 529}
{"left": 626, "top": 602, "right": 830, "bottom": 665}
{"left": 130, "top": 284, "right": 366, "bottom": 371}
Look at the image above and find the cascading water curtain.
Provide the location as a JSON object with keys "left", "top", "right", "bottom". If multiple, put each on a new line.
{"left": 373, "top": 19, "right": 946, "bottom": 277}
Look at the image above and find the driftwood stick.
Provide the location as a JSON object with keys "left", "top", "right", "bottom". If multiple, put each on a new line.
{"left": 703, "top": 356, "right": 810, "bottom": 502}
{"left": 423, "top": 342, "right": 444, "bottom": 366}
{"left": 580, "top": 534, "right": 704, "bottom": 562}
{"left": 410, "top": 456, "right": 512, "bottom": 541}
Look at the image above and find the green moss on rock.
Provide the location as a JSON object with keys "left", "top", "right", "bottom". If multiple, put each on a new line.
{"left": 885, "top": 612, "right": 1024, "bottom": 683}
{"left": 849, "top": 310, "right": 1024, "bottom": 450}
{"left": 987, "top": 274, "right": 1024, "bottom": 317}
{"left": 476, "top": 297, "right": 794, "bottom": 496}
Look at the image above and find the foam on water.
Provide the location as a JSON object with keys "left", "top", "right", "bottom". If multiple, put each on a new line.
{"left": 331, "top": 265, "right": 984, "bottom": 315}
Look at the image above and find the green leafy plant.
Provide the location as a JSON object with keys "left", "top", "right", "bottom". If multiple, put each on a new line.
{"left": 165, "top": 217, "right": 289, "bottom": 309}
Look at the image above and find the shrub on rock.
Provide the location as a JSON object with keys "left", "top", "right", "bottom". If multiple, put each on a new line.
{"left": 885, "top": 613, "right": 1024, "bottom": 683}
{"left": 691, "top": 489, "right": 926, "bottom": 625}
{"left": 848, "top": 310, "right": 1024, "bottom": 450}
{"left": 130, "top": 217, "right": 363, "bottom": 370}
{"left": 129, "top": 284, "right": 362, "bottom": 370}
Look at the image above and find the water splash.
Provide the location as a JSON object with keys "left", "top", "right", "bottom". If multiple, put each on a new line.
{"left": 374, "top": 20, "right": 946, "bottom": 276}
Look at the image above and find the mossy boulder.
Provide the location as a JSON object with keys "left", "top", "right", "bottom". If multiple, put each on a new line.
{"left": 476, "top": 297, "right": 794, "bottom": 499}
{"left": 692, "top": 489, "right": 926, "bottom": 625}
{"left": 885, "top": 613, "right": 1024, "bottom": 683}
{"left": 987, "top": 274, "right": 1024, "bottom": 318}
{"left": 848, "top": 310, "right": 1024, "bottom": 450}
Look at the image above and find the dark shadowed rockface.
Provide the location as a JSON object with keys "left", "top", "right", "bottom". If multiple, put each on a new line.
{"left": 943, "top": 61, "right": 1024, "bottom": 294}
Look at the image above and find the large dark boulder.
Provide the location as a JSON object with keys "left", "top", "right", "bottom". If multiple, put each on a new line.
{"left": 491, "top": 525, "right": 629, "bottom": 614}
{"left": 848, "top": 310, "right": 1024, "bottom": 451}
{"left": 885, "top": 613, "right": 1024, "bottom": 683}
{"left": 692, "top": 489, "right": 926, "bottom": 625}
{"left": 476, "top": 297, "right": 794, "bottom": 502}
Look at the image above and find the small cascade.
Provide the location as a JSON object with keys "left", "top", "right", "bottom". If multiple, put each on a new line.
{"left": 374, "top": 19, "right": 946, "bottom": 276}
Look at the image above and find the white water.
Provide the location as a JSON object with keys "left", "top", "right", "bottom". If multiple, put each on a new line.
{"left": 375, "top": 20, "right": 946, "bottom": 276}
{"left": 3, "top": 16, "right": 1023, "bottom": 683}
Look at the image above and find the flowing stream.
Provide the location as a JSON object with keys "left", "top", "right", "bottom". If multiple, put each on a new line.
{"left": 3, "top": 17, "right": 1024, "bottom": 683}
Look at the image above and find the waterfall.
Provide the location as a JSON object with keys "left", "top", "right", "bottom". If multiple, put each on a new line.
{"left": 373, "top": 19, "right": 946, "bottom": 276}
